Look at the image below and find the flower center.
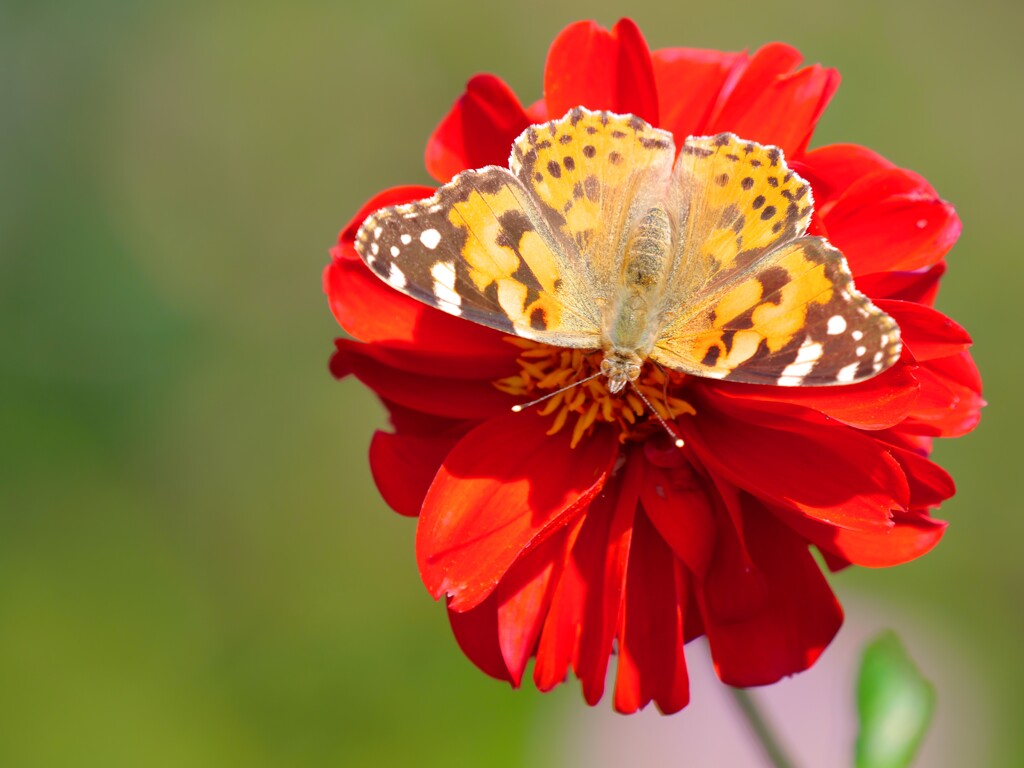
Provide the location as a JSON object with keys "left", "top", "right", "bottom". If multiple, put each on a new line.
{"left": 494, "top": 338, "right": 696, "bottom": 448}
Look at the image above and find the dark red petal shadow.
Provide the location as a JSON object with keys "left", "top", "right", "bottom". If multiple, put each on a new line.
{"left": 702, "top": 498, "right": 843, "bottom": 686}
{"left": 336, "top": 339, "right": 516, "bottom": 418}
{"left": 639, "top": 462, "right": 716, "bottom": 578}
{"left": 684, "top": 392, "right": 909, "bottom": 530}
{"left": 369, "top": 430, "right": 464, "bottom": 517}
{"left": 614, "top": 509, "right": 690, "bottom": 714}
{"left": 448, "top": 592, "right": 513, "bottom": 683}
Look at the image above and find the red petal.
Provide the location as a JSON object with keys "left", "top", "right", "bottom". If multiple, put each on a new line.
{"left": 878, "top": 439, "right": 956, "bottom": 509}
{"left": 576, "top": 455, "right": 642, "bottom": 705}
{"left": 778, "top": 504, "right": 947, "bottom": 568}
{"left": 639, "top": 463, "right": 716, "bottom": 578}
{"left": 699, "top": 483, "right": 767, "bottom": 624}
{"left": 378, "top": 399, "right": 468, "bottom": 437}
{"left": 448, "top": 592, "right": 513, "bottom": 683}
{"left": 707, "top": 363, "right": 921, "bottom": 431}
{"left": 705, "top": 44, "right": 839, "bottom": 156}
{"left": 702, "top": 501, "right": 843, "bottom": 686}
{"left": 418, "top": 414, "right": 619, "bottom": 611}
{"left": 369, "top": 430, "right": 462, "bottom": 517}
{"left": 902, "top": 352, "right": 984, "bottom": 437}
{"left": 533, "top": 497, "right": 598, "bottom": 692}
{"left": 856, "top": 262, "right": 946, "bottom": 306}
{"left": 325, "top": 256, "right": 517, "bottom": 377}
{"left": 495, "top": 525, "right": 576, "bottom": 686}
{"left": 336, "top": 339, "right": 516, "bottom": 418}
{"left": 651, "top": 47, "right": 745, "bottom": 143}
{"left": 824, "top": 168, "right": 961, "bottom": 275}
{"left": 798, "top": 144, "right": 895, "bottom": 206}
{"left": 876, "top": 300, "right": 972, "bottom": 361}
{"left": 425, "top": 74, "right": 531, "bottom": 183}
{"left": 614, "top": 510, "right": 690, "bottom": 714}
{"left": 683, "top": 393, "right": 908, "bottom": 530}
{"left": 544, "top": 19, "right": 658, "bottom": 123}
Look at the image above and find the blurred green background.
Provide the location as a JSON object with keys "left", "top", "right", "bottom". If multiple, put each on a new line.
{"left": 1, "top": 0, "right": 1019, "bottom": 765}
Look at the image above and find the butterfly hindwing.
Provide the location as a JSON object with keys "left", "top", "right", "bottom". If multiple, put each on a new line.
{"left": 355, "top": 167, "right": 602, "bottom": 346}
{"left": 652, "top": 236, "right": 902, "bottom": 385}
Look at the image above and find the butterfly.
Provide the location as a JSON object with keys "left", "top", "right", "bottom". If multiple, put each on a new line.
{"left": 354, "top": 107, "right": 901, "bottom": 393}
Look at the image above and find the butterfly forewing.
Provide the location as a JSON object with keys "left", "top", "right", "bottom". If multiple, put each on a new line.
{"left": 668, "top": 134, "right": 814, "bottom": 298}
{"left": 355, "top": 167, "right": 602, "bottom": 346}
{"left": 510, "top": 107, "right": 676, "bottom": 309}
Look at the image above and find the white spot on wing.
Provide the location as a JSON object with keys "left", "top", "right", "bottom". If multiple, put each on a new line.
{"left": 400, "top": 234, "right": 412, "bottom": 245}
{"left": 837, "top": 362, "right": 860, "bottom": 383}
{"left": 370, "top": 243, "right": 379, "bottom": 256}
{"left": 826, "top": 315, "right": 847, "bottom": 335}
{"left": 777, "top": 339, "right": 822, "bottom": 385}
{"left": 852, "top": 330, "right": 864, "bottom": 341}
{"left": 430, "top": 261, "right": 461, "bottom": 315}
{"left": 390, "top": 246, "right": 400, "bottom": 257}
{"left": 856, "top": 346, "right": 867, "bottom": 357}
{"left": 388, "top": 263, "right": 406, "bottom": 290}
{"left": 421, "top": 228, "right": 442, "bottom": 250}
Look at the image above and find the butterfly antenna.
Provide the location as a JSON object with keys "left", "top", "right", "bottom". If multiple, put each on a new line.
{"left": 628, "top": 382, "right": 685, "bottom": 449}
{"left": 511, "top": 370, "right": 605, "bottom": 413}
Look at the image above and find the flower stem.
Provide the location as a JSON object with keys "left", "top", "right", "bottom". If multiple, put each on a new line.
{"left": 728, "top": 687, "right": 799, "bottom": 768}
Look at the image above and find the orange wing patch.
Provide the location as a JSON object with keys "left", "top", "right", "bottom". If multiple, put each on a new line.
{"left": 445, "top": 177, "right": 567, "bottom": 333}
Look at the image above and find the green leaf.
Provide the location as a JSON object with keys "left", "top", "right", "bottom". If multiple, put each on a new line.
{"left": 855, "top": 630, "right": 936, "bottom": 768}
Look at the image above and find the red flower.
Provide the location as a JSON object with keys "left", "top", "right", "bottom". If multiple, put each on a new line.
{"left": 324, "top": 19, "right": 982, "bottom": 713}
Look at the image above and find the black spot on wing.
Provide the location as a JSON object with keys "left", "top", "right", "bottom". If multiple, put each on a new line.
{"left": 757, "top": 266, "right": 789, "bottom": 304}
{"left": 496, "top": 209, "right": 533, "bottom": 251}
{"left": 640, "top": 136, "right": 670, "bottom": 150}
{"left": 530, "top": 307, "right": 548, "bottom": 330}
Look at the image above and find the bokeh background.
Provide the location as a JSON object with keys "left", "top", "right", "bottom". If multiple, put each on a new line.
{"left": 2, "top": 1, "right": 1020, "bottom": 765}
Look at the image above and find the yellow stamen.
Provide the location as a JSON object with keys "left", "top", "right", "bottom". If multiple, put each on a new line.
{"left": 494, "top": 339, "right": 696, "bottom": 446}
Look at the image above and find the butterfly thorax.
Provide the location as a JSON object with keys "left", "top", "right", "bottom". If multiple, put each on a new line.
{"left": 601, "top": 206, "right": 673, "bottom": 393}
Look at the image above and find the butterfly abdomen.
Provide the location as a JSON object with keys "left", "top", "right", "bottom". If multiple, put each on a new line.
{"left": 623, "top": 207, "right": 672, "bottom": 288}
{"left": 604, "top": 207, "right": 672, "bottom": 352}
{"left": 598, "top": 207, "right": 673, "bottom": 392}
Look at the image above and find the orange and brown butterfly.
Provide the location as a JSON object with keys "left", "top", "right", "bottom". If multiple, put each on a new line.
{"left": 354, "top": 107, "right": 901, "bottom": 393}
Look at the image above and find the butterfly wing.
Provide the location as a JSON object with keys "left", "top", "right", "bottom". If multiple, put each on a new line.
{"left": 356, "top": 107, "right": 677, "bottom": 349}
{"left": 356, "top": 166, "right": 602, "bottom": 346}
{"left": 652, "top": 135, "right": 901, "bottom": 386}
{"left": 509, "top": 107, "right": 676, "bottom": 317}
